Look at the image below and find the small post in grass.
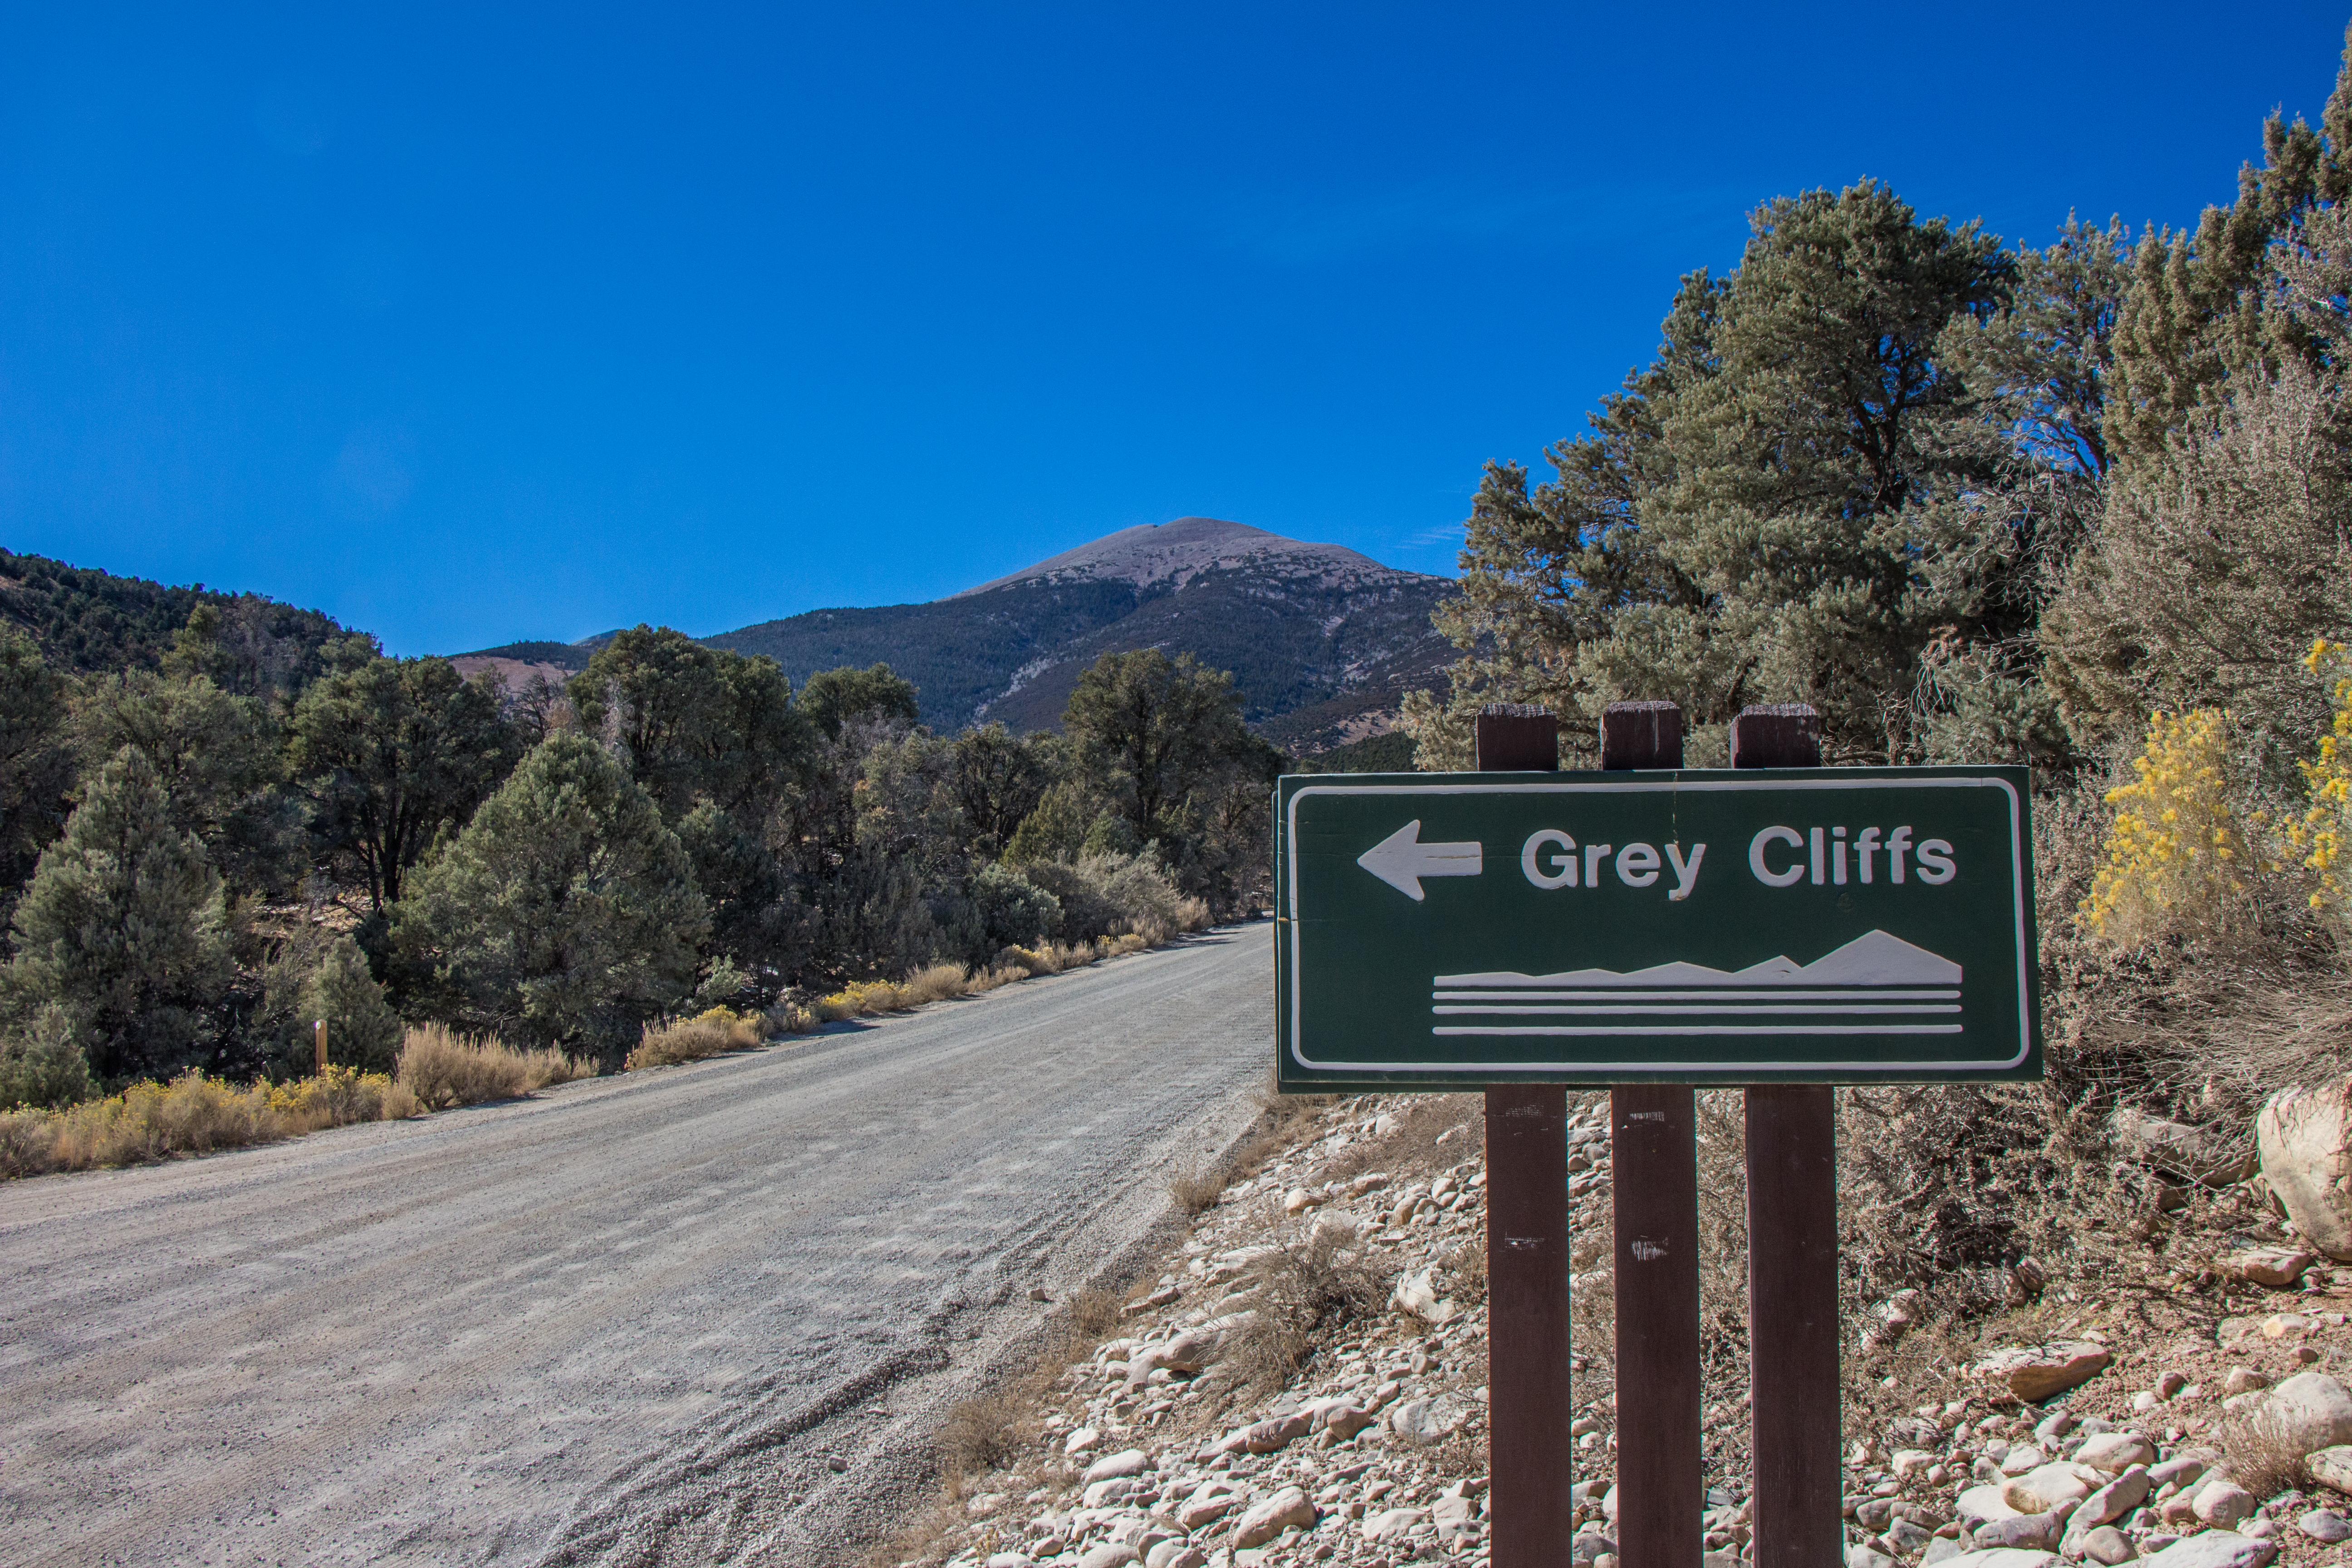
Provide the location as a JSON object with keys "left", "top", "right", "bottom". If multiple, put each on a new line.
{"left": 314, "top": 1018, "right": 328, "bottom": 1075}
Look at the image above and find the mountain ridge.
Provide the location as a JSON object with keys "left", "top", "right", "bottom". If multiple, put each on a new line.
{"left": 457, "top": 518, "right": 1457, "bottom": 749}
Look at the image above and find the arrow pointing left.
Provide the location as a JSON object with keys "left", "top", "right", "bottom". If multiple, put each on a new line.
{"left": 1356, "top": 820, "right": 1483, "bottom": 902}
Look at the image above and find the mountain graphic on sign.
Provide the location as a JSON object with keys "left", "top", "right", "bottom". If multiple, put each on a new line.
{"left": 1436, "top": 930, "right": 1960, "bottom": 990}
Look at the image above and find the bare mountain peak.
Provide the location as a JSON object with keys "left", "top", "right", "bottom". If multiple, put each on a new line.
{"left": 953, "top": 516, "right": 1422, "bottom": 599}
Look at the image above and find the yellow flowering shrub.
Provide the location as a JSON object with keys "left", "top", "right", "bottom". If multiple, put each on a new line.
{"left": 2081, "top": 707, "right": 2245, "bottom": 942}
{"left": 2283, "top": 638, "right": 2352, "bottom": 915}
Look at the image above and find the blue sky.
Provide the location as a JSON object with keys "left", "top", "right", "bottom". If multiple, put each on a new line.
{"left": 3, "top": 4, "right": 2348, "bottom": 656}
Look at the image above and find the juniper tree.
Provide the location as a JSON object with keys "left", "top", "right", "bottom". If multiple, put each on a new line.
{"left": 8, "top": 746, "right": 231, "bottom": 1083}
{"left": 289, "top": 656, "right": 522, "bottom": 911}
{"left": 1410, "top": 181, "right": 2048, "bottom": 764}
{"left": 72, "top": 669, "right": 294, "bottom": 894}
{"left": 393, "top": 735, "right": 708, "bottom": 1058}
{"left": 566, "top": 627, "right": 810, "bottom": 820}
{"left": 797, "top": 662, "right": 920, "bottom": 740}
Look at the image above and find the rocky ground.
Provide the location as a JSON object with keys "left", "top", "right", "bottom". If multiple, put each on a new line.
{"left": 886, "top": 1086, "right": 2352, "bottom": 1568}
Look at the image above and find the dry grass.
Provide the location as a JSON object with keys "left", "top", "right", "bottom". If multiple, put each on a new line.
{"left": 0, "top": 1065, "right": 421, "bottom": 1179}
{"left": 624, "top": 1006, "right": 765, "bottom": 1070}
{"left": 2221, "top": 1407, "right": 2313, "bottom": 1498}
{"left": 395, "top": 1024, "right": 588, "bottom": 1110}
{"left": 1167, "top": 1156, "right": 1229, "bottom": 1215}
{"left": 1228, "top": 1221, "right": 1382, "bottom": 1393}
{"left": 1063, "top": 1285, "right": 1124, "bottom": 1342}
{"left": 936, "top": 1389, "right": 1029, "bottom": 1491}
{"left": 800, "top": 929, "right": 1175, "bottom": 1031}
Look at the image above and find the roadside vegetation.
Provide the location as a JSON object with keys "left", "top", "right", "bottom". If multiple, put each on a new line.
{"left": 0, "top": 615, "right": 1259, "bottom": 1173}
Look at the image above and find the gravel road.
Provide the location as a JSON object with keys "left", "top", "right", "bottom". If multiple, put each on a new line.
{"left": 0, "top": 923, "right": 1271, "bottom": 1568}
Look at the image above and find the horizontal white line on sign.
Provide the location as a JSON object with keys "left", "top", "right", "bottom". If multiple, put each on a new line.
{"left": 1430, "top": 988, "right": 1961, "bottom": 1003}
{"left": 1430, "top": 1003, "right": 1962, "bottom": 1017}
{"left": 1432, "top": 1023, "right": 1966, "bottom": 1037}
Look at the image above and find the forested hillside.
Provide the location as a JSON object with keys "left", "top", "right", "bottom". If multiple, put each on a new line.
{"left": 0, "top": 556, "right": 1280, "bottom": 1119}
{"left": 0, "top": 549, "right": 367, "bottom": 691}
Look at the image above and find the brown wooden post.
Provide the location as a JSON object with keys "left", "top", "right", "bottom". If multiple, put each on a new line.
{"left": 1475, "top": 704, "right": 1574, "bottom": 1568}
{"left": 1601, "top": 701, "right": 1702, "bottom": 1568}
{"left": 1730, "top": 705, "right": 1843, "bottom": 1568}
{"left": 314, "top": 1019, "right": 328, "bottom": 1075}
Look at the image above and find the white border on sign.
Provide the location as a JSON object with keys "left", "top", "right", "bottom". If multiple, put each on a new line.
{"left": 1281, "top": 774, "right": 2031, "bottom": 1077}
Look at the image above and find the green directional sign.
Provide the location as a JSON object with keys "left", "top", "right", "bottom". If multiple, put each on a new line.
{"left": 1274, "top": 767, "right": 2040, "bottom": 1089}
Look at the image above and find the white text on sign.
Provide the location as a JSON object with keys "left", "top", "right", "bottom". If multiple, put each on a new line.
{"left": 1516, "top": 824, "right": 1957, "bottom": 899}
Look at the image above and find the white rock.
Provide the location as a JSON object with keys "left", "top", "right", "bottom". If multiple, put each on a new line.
{"left": 2002, "top": 1446, "right": 2050, "bottom": 1476}
{"left": 2309, "top": 1443, "right": 2352, "bottom": 1495}
{"left": 1145, "top": 1546, "right": 1205, "bottom": 1568}
{"left": 1942, "top": 1550, "right": 2062, "bottom": 1568}
{"left": 1389, "top": 1392, "right": 1472, "bottom": 1445}
{"left": 1076, "top": 1547, "right": 1141, "bottom": 1568}
{"left": 1174, "top": 1485, "right": 1239, "bottom": 1530}
{"left": 1924, "top": 1540, "right": 1968, "bottom": 1568}
{"left": 1847, "top": 1548, "right": 1896, "bottom": 1568}
{"left": 2260, "top": 1081, "right": 2352, "bottom": 1259}
{"left": 1388, "top": 1265, "right": 1449, "bottom": 1323}
{"left": 2074, "top": 1434, "right": 2156, "bottom": 1474}
{"left": 1064, "top": 1426, "right": 1103, "bottom": 1455}
{"left": 987, "top": 1555, "right": 1034, "bottom": 1568}
{"left": 2137, "top": 1532, "right": 2279, "bottom": 1568}
{"left": 1979, "top": 1344, "right": 2113, "bottom": 1402}
{"left": 2112, "top": 1107, "right": 2252, "bottom": 1185}
{"left": 1364, "top": 1507, "right": 1431, "bottom": 1541}
{"left": 2298, "top": 1509, "right": 2352, "bottom": 1543}
{"left": 2071, "top": 1467, "right": 2151, "bottom": 1529}
{"left": 2003, "top": 1464, "right": 2094, "bottom": 1514}
{"left": 2192, "top": 1480, "right": 2257, "bottom": 1528}
{"left": 1081, "top": 1449, "right": 1154, "bottom": 1485}
{"left": 1231, "top": 1486, "right": 1315, "bottom": 1549}
{"left": 2077, "top": 1525, "right": 2135, "bottom": 1565}
{"left": 2255, "top": 1372, "right": 2352, "bottom": 1454}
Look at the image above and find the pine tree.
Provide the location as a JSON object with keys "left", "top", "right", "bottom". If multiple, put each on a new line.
{"left": 393, "top": 735, "right": 708, "bottom": 1059}
{"left": 1407, "top": 181, "right": 2095, "bottom": 765}
{"left": 0, "top": 1003, "right": 93, "bottom": 1110}
{"left": 8, "top": 746, "right": 231, "bottom": 1084}
{"left": 2104, "top": 25, "right": 2352, "bottom": 469}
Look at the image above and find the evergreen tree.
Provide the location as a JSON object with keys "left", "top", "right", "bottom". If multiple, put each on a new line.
{"left": 2106, "top": 26, "right": 2352, "bottom": 468}
{"left": 393, "top": 735, "right": 709, "bottom": 1058}
{"left": 567, "top": 627, "right": 810, "bottom": 820}
{"left": 8, "top": 746, "right": 231, "bottom": 1084}
{"left": 258, "top": 931, "right": 407, "bottom": 1077}
{"left": 289, "top": 656, "right": 522, "bottom": 911}
{"left": 1064, "top": 651, "right": 1254, "bottom": 845}
{"left": 1410, "top": 181, "right": 2053, "bottom": 764}
{"left": 0, "top": 629, "right": 75, "bottom": 897}
{"left": 72, "top": 669, "right": 294, "bottom": 894}
{"left": 0, "top": 1004, "right": 93, "bottom": 1110}
{"left": 798, "top": 662, "right": 920, "bottom": 740}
